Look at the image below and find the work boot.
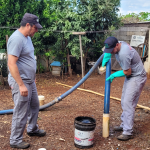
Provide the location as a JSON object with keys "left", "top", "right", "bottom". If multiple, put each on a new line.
{"left": 10, "top": 141, "right": 30, "bottom": 149}
{"left": 27, "top": 129, "right": 46, "bottom": 137}
{"left": 114, "top": 126, "right": 123, "bottom": 131}
{"left": 117, "top": 134, "right": 134, "bottom": 141}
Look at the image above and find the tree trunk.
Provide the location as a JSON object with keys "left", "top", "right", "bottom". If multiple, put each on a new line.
{"left": 83, "top": 48, "right": 89, "bottom": 74}
{"left": 67, "top": 50, "right": 72, "bottom": 78}
{"left": 0, "top": 68, "right": 4, "bottom": 88}
{"left": 65, "top": 39, "right": 72, "bottom": 78}
{"left": 37, "top": 56, "right": 40, "bottom": 74}
{"left": 83, "top": 55, "right": 86, "bottom": 75}
{"left": 43, "top": 56, "right": 49, "bottom": 72}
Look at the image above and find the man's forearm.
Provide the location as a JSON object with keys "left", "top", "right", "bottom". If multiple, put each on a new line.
{"left": 8, "top": 63, "right": 24, "bottom": 86}
{"left": 123, "top": 68, "right": 131, "bottom": 76}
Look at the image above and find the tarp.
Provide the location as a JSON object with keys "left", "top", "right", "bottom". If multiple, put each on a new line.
{"left": 50, "top": 61, "right": 61, "bottom": 67}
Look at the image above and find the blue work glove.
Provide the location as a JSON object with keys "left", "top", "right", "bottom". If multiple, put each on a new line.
{"left": 106, "top": 70, "right": 125, "bottom": 83}
{"left": 102, "top": 53, "right": 112, "bottom": 67}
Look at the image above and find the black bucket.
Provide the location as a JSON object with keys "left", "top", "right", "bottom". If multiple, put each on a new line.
{"left": 74, "top": 116, "right": 96, "bottom": 149}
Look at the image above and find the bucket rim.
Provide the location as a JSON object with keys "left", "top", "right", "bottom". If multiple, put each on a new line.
{"left": 74, "top": 116, "right": 96, "bottom": 125}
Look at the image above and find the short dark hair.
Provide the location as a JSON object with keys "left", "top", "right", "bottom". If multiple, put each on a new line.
{"left": 20, "top": 21, "right": 33, "bottom": 27}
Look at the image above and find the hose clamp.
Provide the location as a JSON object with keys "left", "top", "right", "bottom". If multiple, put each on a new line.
{"left": 54, "top": 97, "right": 62, "bottom": 103}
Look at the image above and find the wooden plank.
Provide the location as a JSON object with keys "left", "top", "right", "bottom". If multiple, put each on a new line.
{"left": 126, "top": 40, "right": 130, "bottom": 44}
{"left": 126, "top": 31, "right": 147, "bottom": 36}
{"left": 119, "top": 27, "right": 148, "bottom": 32}
{"left": 114, "top": 31, "right": 147, "bottom": 38}
{"left": 113, "top": 31, "right": 120, "bottom": 39}
{"left": 117, "top": 35, "right": 131, "bottom": 41}
{"left": 112, "top": 27, "right": 148, "bottom": 47}
{"left": 118, "top": 31, "right": 128, "bottom": 36}
{"left": 52, "top": 66, "right": 61, "bottom": 71}
{"left": 124, "top": 22, "right": 150, "bottom": 28}
{"left": 72, "top": 32, "right": 86, "bottom": 35}
{"left": 52, "top": 71, "right": 60, "bottom": 76}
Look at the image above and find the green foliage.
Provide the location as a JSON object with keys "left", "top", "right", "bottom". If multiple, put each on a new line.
{"left": 0, "top": 0, "right": 39, "bottom": 49}
{"left": 31, "top": 0, "right": 60, "bottom": 69}
{"left": 0, "top": 0, "right": 121, "bottom": 71}
{"left": 51, "top": 0, "right": 121, "bottom": 61}
{"left": 139, "top": 12, "right": 150, "bottom": 21}
{"left": 51, "top": 0, "right": 90, "bottom": 62}
{"left": 120, "top": 12, "right": 150, "bottom": 23}
{"left": 0, "top": 0, "right": 60, "bottom": 71}
{"left": 37, "top": 63, "right": 45, "bottom": 73}
{"left": 77, "top": 0, "right": 121, "bottom": 60}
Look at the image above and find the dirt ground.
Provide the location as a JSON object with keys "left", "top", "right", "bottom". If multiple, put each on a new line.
{"left": 0, "top": 72, "right": 150, "bottom": 150}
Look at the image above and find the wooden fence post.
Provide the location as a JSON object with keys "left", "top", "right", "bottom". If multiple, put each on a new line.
{"left": 6, "top": 35, "right": 9, "bottom": 74}
{"left": 79, "top": 34, "right": 85, "bottom": 88}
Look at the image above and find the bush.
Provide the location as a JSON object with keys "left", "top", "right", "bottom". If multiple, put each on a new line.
{"left": 0, "top": 60, "right": 8, "bottom": 77}
{"left": 37, "top": 63, "right": 45, "bottom": 73}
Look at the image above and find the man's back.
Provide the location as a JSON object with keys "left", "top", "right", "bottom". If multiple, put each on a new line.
{"left": 115, "top": 41, "right": 146, "bottom": 77}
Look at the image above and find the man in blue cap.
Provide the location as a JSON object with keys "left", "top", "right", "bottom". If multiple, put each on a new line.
{"left": 102, "top": 36, "right": 147, "bottom": 140}
{"left": 7, "top": 13, "right": 46, "bottom": 149}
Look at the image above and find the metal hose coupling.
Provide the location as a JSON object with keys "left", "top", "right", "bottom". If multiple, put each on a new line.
{"left": 54, "top": 97, "right": 62, "bottom": 103}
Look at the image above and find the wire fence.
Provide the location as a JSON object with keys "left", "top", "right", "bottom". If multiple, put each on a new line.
{"left": 0, "top": 26, "right": 109, "bottom": 33}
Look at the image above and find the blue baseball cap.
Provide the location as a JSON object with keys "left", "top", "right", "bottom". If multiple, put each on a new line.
{"left": 104, "top": 37, "right": 118, "bottom": 53}
{"left": 21, "top": 13, "right": 43, "bottom": 29}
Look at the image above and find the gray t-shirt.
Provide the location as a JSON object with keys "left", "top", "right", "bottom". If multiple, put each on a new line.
{"left": 115, "top": 41, "right": 146, "bottom": 77}
{"left": 7, "top": 30, "right": 36, "bottom": 84}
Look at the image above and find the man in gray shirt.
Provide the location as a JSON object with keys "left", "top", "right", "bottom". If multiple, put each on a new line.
{"left": 7, "top": 13, "right": 46, "bottom": 149}
{"left": 102, "top": 37, "right": 147, "bottom": 141}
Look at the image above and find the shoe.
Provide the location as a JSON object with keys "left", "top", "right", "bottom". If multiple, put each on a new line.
{"left": 10, "top": 141, "right": 30, "bottom": 149}
{"left": 117, "top": 134, "right": 134, "bottom": 141}
{"left": 114, "top": 126, "right": 123, "bottom": 131}
{"left": 27, "top": 129, "right": 46, "bottom": 137}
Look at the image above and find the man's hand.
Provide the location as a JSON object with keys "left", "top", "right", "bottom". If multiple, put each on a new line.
{"left": 102, "top": 53, "right": 112, "bottom": 67}
{"left": 19, "top": 84, "right": 28, "bottom": 97}
{"left": 106, "top": 74, "right": 115, "bottom": 83}
{"left": 106, "top": 70, "right": 126, "bottom": 83}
